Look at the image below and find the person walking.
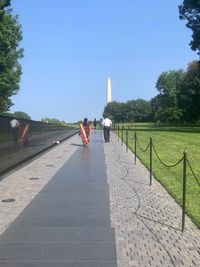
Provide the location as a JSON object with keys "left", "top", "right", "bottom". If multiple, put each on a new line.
{"left": 79, "top": 118, "right": 91, "bottom": 146}
{"left": 93, "top": 118, "right": 97, "bottom": 129}
{"left": 102, "top": 117, "right": 112, "bottom": 142}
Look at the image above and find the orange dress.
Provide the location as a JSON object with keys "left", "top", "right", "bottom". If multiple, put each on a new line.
{"left": 19, "top": 124, "right": 29, "bottom": 146}
{"left": 80, "top": 123, "right": 91, "bottom": 145}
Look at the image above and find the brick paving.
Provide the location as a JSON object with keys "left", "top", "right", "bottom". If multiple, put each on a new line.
{"left": 105, "top": 132, "right": 200, "bottom": 267}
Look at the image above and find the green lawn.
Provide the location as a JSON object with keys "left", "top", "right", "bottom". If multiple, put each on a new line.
{"left": 117, "top": 127, "right": 200, "bottom": 228}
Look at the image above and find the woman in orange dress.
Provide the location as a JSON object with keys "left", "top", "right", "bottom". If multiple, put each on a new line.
{"left": 19, "top": 122, "right": 29, "bottom": 146}
{"left": 79, "top": 118, "right": 91, "bottom": 146}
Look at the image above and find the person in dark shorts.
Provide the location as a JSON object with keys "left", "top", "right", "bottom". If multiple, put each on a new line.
{"left": 102, "top": 117, "right": 112, "bottom": 142}
{"left": 93, "top": 118, "right": 97, "bottom": 129}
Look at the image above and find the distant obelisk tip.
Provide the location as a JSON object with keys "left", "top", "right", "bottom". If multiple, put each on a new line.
{"left": 106, "top": 78, "right": 112, "bottom": 104}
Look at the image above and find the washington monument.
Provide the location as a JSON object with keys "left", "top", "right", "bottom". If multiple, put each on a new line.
{"left": 106, "top": 77, "right": 112, "bottom": 104}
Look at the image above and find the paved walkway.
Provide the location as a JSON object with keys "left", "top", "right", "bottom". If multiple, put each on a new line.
{"left": 0, "top": 131, "right": 199, "bottom": 266}
{"left": 106, "top": 132, "right": 200, "bottom": 267}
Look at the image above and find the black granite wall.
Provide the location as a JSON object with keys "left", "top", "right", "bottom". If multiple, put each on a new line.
{"left": 0, "top": 115, "right": 78, "bottom": 176}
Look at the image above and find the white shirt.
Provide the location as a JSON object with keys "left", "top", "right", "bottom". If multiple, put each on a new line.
{"left": 10, "top": 119, "right": 20, "bottom": 128}
{"left": 102, "top": 118, "right": 112, "bottom": 127}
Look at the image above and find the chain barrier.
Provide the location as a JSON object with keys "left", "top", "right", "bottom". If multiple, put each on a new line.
{"left": 152, "top": 143, "right": 184, "bottom": 168}
{"left": 186, "top": 158, "right": 200, "bottom": 186}
{"left": 136, "top": 136, "right": 150, "bottom": 152}
{"left": 115, "top": 129, "right": 198, "bottom": 231}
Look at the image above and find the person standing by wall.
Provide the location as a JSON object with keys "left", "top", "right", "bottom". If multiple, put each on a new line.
{"left": 102, "top": 117, "right": 112, "bottom": 142}
{"left": 10, "top": 118, "right": 20, "bottom": 144}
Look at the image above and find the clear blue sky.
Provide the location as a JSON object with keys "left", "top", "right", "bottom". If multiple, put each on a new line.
{"left": 11, "top": 0, "right": 197, "bottom": 122}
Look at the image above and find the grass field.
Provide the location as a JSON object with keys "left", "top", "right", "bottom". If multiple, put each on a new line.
{"left": 115, "top": 124, "right": 200, "bottom": 228}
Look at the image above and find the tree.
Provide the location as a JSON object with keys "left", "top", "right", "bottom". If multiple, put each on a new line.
{"left": 156, "top": 70, "right": 185, "bottom": 108}
{"left": 103, "top": 99, "right": 152, "bottom": 123}
{"left": 179, "top": 1, "right": 200, "bottom": 55}
{"left": 178, "top": 61, "right": 200, "bottom": 122}
{"left": 150, "top": 95, "right": 160, "bottom": 119}
{"left": 154, "top": 70, "right": 185, "bottom": 122}
{"left": 0, "top": 0, "right": 23, "bottom": 113}
{"left": 41, "top": 117, "right": 62, "bottom": 125}
{"left": 155, "top": 107, "right": 183, "bottom": 123}
{"left": 103, "top": 101, "right": 125, "bottom": 122}
{"left": 126, "top": 99, "right": 152, "bottom": 122}
{"left": 13, "top": 111, "right": 31, "bottom": 120}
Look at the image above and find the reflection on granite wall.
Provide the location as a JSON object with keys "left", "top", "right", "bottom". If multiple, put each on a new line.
{"left": 0, "top": 115, "right": 78, "bottom": 176}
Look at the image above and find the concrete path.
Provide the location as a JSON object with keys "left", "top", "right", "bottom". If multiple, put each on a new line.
{"left": 0, "top": 130, "right": 199, "bottom": 266}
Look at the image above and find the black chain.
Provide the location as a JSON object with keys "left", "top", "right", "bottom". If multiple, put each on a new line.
{"left": 186, "top": 159, "right": 200, "bottom": 186}
{"left": 136, "top": 136, "right": 150, "bottom": 152}
{"left": 152, "top": 143, "right": 183, "bottom": 168}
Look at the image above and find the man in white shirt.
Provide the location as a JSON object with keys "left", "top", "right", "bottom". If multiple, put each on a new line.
{"left": 10, "top": 118, "right": 20, "bottom": 144}
{"left": 102, "top": 117, "right": 112, "bottom": 142}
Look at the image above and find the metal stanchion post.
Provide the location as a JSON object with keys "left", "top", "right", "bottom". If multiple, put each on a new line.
{"left": 126, "top": 130, "right": 128, "bottom": 152}
{"left": 150, "top": 137, "right": 153, "bottom": 186}
{"left": 182, "top": 150, "right": 187, "bottom": 232}
{"left": 121, "top": 126, "right": 124, "bottom": 146}
{"left": 118, "top": 125, "right": 119, "bottom": 141}
{"left": 134, "top": 132, "right": 137, "bottom": 164}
